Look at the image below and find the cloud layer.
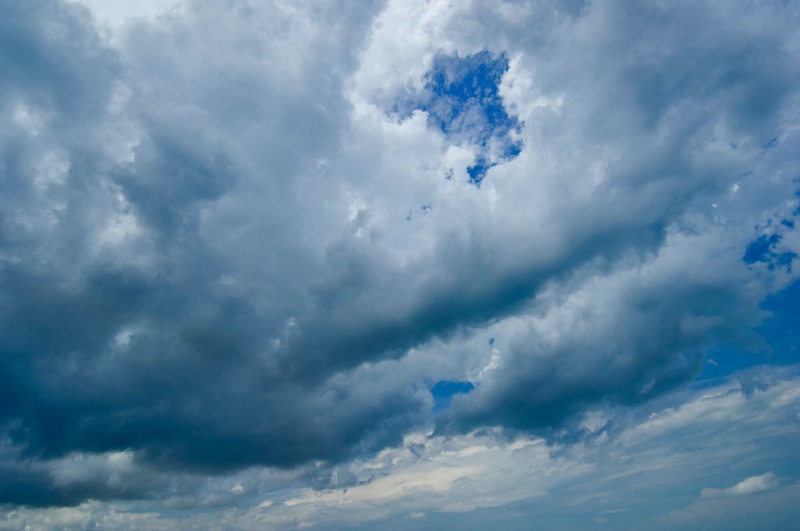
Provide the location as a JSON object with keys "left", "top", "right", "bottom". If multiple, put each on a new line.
{"left": 1, "top": 0, "right": 799, "bottom": 525}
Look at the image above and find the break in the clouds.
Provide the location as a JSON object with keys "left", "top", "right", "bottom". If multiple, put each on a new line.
{"left": 1, "top": 0, "right": 799, "bottom": 528}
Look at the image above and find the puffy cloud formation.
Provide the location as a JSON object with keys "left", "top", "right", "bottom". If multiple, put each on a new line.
{"left": 1, "top": 0, "right": 799, "bottom": 526}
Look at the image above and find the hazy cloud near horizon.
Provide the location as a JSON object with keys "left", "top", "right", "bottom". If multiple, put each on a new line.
{"left": 1, "top": 0, "right": 799, "bottom": 528}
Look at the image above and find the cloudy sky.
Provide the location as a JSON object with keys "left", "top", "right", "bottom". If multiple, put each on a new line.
{"left": 1, "top": 0, "right": 799, "bottom": 529}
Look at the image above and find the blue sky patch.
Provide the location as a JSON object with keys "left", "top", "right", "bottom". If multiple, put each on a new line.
{"left": 431, "top": 380, "right": 475, "bottom": 412}
{"left": 743, "top": 234, "right": 782, "bottom": 264}
{"left": 756, "top": 279, "right": 800, "bottom": 366}
{"left": 397, "top": 50, "right": 523, "bottom": 185}
{"left": 743, "top": 233, "right": 796, "bottom": 272}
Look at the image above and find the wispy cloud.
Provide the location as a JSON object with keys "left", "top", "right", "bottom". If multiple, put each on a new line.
{"left": 701, "top": 472, "right": 780, "bottom": 498}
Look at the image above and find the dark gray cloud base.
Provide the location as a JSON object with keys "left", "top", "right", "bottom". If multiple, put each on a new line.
{"left": 0, "top": 0, "right": 798, "bottom": 509}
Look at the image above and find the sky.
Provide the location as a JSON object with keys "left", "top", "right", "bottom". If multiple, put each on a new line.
{"left": 1, "top": 0, "right": 799, "bottom": 529}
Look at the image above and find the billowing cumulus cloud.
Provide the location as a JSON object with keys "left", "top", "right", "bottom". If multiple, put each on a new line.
{"left": 1, "top": 0, "right": 799, "bottom": 527}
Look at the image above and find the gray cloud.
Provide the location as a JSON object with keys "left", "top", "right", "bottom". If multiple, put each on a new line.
{"left": 1, "top": 0, "right": 799, "bottom": 513}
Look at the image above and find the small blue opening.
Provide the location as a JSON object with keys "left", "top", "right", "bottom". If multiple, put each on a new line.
{"left": 431, "top": 380, "right": 475, "bottom": 412}
{"left": 396, "top": 50, "right": 523, "bottom": 185}
{"left": 743, "top": 233, "right": 796, "bottom": 272}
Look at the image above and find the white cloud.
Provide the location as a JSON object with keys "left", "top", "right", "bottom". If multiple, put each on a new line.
{"left": 701, "top": 472, "right": 779, "bottom": 498}
{"left": 72, "top": 0, "right": 184, "bottom": 30}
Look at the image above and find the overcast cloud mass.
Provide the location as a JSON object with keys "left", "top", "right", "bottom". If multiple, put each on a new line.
{"left": 1, "top": 0, "right": 799, "bottom": 528}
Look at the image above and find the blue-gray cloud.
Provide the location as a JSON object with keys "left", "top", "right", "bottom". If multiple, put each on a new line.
{"left": 0, "top": 0, "right": 799, "bottom": 519}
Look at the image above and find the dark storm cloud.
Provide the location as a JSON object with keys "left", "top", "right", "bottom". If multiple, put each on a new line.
{"left": 0, "top": 0, "right": 422, "bottom": 505}
{"left": 0, "top": 451, "right": 166, "bottom": 508}
{"left": 441, "top": 253, "right": 764, "bottom": 435}
{"left": 0, "top": 1, "right": 118, "bottom": 123}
